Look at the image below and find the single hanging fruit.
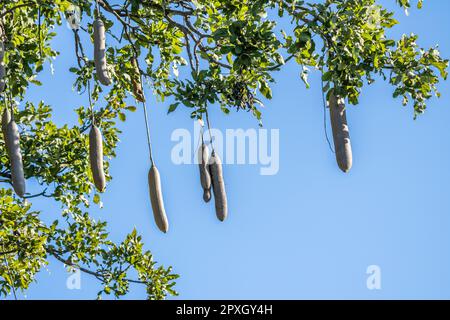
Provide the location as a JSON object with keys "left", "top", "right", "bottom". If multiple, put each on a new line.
{"left": 89, "top": 125, "right": 106, "bottom": 192}
{"left": 6, "top": 119, "right": 26, "bottom": 197}
{"left": 198, "top": 142, "right": 211, "bottom": 203}
{"left": 93, "top": 18, "right": 112, "bottom": 86}
{"left": 148, "top": 165, "right": 169, "bottom": 233}
{"left": 329, "top": 90, "right": 353, "bottom": 173}
{"left": 209, "top": 151, "right": 228, "bottom": 221}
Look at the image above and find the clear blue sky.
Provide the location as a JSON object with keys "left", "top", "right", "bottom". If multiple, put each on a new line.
{"left": 7, "top": 1, "right": 450, "bottom": 299}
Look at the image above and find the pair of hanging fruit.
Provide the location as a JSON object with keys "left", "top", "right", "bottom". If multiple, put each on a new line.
{"left": 88, "top": 14, "right": 109, "bottom": 192}
{"left": 328, "top": 90, "right": 353, "bottom": 173}
{"left": 198, "top": 140, "right": 228, "bottom": 222}
{"left": 2, "top": 107, "right": 26, "bottom": 197}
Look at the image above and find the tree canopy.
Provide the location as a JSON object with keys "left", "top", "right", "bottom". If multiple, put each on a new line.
{"left": 0, "top": 0, "right": 447, "bottom": 299}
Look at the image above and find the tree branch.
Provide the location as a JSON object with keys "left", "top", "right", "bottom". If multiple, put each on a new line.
{"left": 46, "top": 247, "right": 147, "bottom": 285}
{"left": 0, "top": 1, "right": 37, "bottom": 19}
{"left": 0, "top": 248, "right": 18, "bottom": 256}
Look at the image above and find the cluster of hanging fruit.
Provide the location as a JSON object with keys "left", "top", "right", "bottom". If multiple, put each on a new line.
{"left": 198, "top": 138, "right": 228, "bottom": 222}
{"left": 89, "top": 16, "right": 108, "bottom": 193}
{"left": 89, "top": 12, "right": 230, "bottom": 233}
{"left": 0, "top": 5, "right": 349, "bottom": 233}
{"left": 92, "top": 13, "right": 229, "bottom": 231}
{"left": 89, "top": 11, "right": 216, "bottom": 233}
{"left": 90, "top": 15, "right": 172, "bottom": 233}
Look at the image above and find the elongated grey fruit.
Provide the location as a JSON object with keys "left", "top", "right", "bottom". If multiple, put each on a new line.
{"left": 0, "top": 63, "right": 5, "bottom": 93}
{"left": 209, "top": 151, "right": 228, "bottom": 221}
{"left": 148, "top": 165, "right": 169, "bottom": 233}
{"left": 93, "top": 18, "right": 112, "bottom": 86}
{"left": 89, "top": 125, "right": 106, "bottom": 192}
{"left": 329, "top": 91, "right": 353, "bottom": 173}
{"left": 6, "top": 120, "right": 26, "bottom": 197}
{"left": 198, "top": 142, "right": 211, "bottom": 202}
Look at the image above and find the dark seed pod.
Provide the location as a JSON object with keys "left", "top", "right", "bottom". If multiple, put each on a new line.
{"left": 131, "top": 57, "right": 145, "bottom": 103}
{"left": 148, "top": 165, "right": 169, "bottom": 233}
{"left": 89, "top": 125, "right": 106, "bottom": 192}
{"left": 209, "top": 151, "right": 228, "bottom": 221}
{"left": 93, "top": 18, "right": 112, "bottom": 86}
{"left": 329, "top": 91, "right": 353, "bottom": 173}
{"left": 6, "top": 119, "right": 26, "bottom": 197}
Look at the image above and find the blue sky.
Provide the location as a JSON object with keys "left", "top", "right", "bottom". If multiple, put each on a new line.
{"left": 5, "top": 1, "right": 450, "bottom": 299}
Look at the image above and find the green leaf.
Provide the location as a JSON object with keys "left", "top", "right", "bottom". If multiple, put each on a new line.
{"left": 168, "top": 102, "right": 180, "bottom": 114}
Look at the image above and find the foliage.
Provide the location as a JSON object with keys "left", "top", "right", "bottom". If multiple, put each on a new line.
{"left": 0, "top": 0, "right": 447, "bottom": 299}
